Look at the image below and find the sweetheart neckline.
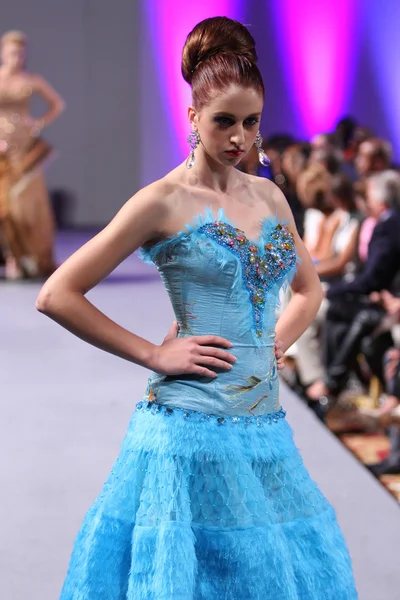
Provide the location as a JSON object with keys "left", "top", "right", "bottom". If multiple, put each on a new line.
{"left": 141, "top": 206, "right": 289, "bottom": 258}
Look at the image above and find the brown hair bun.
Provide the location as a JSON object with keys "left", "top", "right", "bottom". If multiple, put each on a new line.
{"left": 182, "top": 17, "right": 258, "bottom": 84}
{"left": 181, "top": 17, "right": 264, "bottom": 107}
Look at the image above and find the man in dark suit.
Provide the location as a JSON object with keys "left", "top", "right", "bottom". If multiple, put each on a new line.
{"left": 307, "top": 170, "right": 400, "bottom": 409}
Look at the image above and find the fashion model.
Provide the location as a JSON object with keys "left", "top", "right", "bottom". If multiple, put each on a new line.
{"left": 37, "top": 17, "right": 357, "bottom": 600}
{"left": 0, "top": 30, "right": 64, "bottom": 279}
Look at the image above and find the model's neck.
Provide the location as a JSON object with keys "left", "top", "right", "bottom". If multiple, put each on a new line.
{"left": 188, "top": 151, "right": 242, "bottom": 194}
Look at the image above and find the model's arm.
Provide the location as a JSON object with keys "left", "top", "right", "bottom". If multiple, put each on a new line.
{"left": 36, "top": 185, "right": 235, "bottom": 378}
{"left": 31, "top": 74, "right": 65, "bottom": 129}
{"left": 271, "top": 185, "right": 324, "bottom": 353}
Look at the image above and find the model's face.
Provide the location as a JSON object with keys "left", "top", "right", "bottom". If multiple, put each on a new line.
{"left": 1, "top": 42, "right": 26, "bottom": 71}
{"left": 191, "top": 85, "right": 263, "bottom": 168}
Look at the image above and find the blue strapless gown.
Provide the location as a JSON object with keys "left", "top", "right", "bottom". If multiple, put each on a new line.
{"left": 60, "top": 209, "right": 358, "bottom": 599}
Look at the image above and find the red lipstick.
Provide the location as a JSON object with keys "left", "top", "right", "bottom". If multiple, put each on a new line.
{"left": 225, "top": 150, "right": 244, "bottom": 158}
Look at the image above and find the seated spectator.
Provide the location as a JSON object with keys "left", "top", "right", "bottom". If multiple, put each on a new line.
{"left": 306, "top": 171, "right": 400, "bottom": 415}
{"left": 281, "top": 143, "right": 310, "bottom": 237}
{"left": 262, "top": 134, "right": 296, "bottom": 183}
{"left": 334, "top": 116, "right": 358, "bottom": 156}
{"left": 355, "top": 198, "right": 377, "bottom": 264}
{"left": 333, "top": 116, "right": 359, "bottom": 182}
{"left": 315, "top": 174, "right": 361, "bottom": 281}
{"left": 295, "top": 175, "right": 361, "bottom": 398}
{"left": 297, "top": 164, "right": 334, "bottom": 261}
{"left": 310, "top": 132, "right": 336, "bottom": 154}
{"left": 360, "top": 288, "right": 400, "bottom": 389}
{"left": 357, "top": 291, "right": 400, "bottom": 474}
{"left": 353, "top": 138, "right": 392, "bottom": 231}
{"left": 309, "top": 148, "right": 342, "bottom": 175}
{"left": 355, "top": 138, "right": 392, "bottom": 184}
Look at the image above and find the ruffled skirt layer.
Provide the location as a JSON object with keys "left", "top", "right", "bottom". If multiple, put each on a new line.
{"left": 60, "top": 402, "right": 357, "bottom": 599}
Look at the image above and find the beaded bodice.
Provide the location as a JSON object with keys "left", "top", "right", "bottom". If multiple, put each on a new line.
{"left": 140, "top": 208, "right": 297, "bottom": 418}
{"left": 197, "top": 220, "right": 296, "bottom": 338}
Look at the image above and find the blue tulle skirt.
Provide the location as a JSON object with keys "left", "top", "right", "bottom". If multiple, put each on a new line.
{"left": 59, "top": 401, "right": 357, "bottom": 599}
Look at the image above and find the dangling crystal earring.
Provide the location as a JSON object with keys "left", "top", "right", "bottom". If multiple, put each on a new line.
{"left": 255, "top": 131, "right": 270, "bottom": 166}
{"left": 186, "top": 130, "right": 200, "bottom": 169}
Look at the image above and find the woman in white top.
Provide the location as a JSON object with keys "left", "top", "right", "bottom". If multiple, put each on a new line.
{"left": 295, "top": 174, "right": 361, "bottom": 398}
{"left": 315, "top": 174, "right": 360, "bottom": 282}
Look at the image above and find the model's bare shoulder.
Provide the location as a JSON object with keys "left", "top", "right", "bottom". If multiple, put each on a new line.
{"left": 136, "top": 173, "right": 196, "bottom": 240}
{"left": 125, "top": 177, "right": 179, "bottom": 240}
{"left": 130, "top": 179, "right": 171, "bottom": 211}
{"left": 244, "top": 174, "right": 289, "bottom": 219}
{"left": 250, "top": 174, "right": 276, "bottom": 195}
{"left": 254, "top": 176, "right": 293, "bottom": 220}
{"left": 37, "top": 180, "right": 179, "bottom": 296}
{"left": 243, "top": 172, "right": 275, "bottom": 196}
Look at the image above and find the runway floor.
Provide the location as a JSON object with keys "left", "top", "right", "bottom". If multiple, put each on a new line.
{"left": 1, "top": 231, "right": 400, "bottom": 600}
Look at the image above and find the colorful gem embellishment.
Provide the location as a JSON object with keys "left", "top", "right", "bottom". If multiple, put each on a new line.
{"left": 198, "top": 221, "right": 296, "bottom": 337}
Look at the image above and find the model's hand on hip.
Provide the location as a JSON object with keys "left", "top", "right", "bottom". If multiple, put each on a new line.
{"left": 149, "top": 321, "right": 236, "bottom": 378}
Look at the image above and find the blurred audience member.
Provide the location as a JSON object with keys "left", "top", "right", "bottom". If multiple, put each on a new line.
{"left": 333, "top": 116, "right": 359, "bottom": 181}
{"left": 334, "top": 117, "right": 358, "bottom": 154}
{"left": 295, "top": 175, "right": 361, "bottom": 399}
{"left": 297, "top": 164, "right": 334, "bottom": 261}
{"left": 355, "top": 138, "right": 392, "bottom": 181}
{"left": 281, "top": 143, "right": 310, "bottom": 237}
{"left": 309, "top": 148, "right": 342, "bottom": 175}
{"left": 310, "top": 133, "right": 336, "bottom": 153}
{"left": 315, "top": 174, "right": 360, "bottom": 282}
{"left": 359, "top": 291, "right": 400, "bottom": 474}
{"left": 262, "top": 134, "right": 294, "bottom": 183}
{"left": 307, "top": 171, "right": 400, "bottom": 413}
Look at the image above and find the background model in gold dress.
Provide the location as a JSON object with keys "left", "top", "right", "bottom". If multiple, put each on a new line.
{"left": 0, "top": 30, "right": 65, "bottom": 279}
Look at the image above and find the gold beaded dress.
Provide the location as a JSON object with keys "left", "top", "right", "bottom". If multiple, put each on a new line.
{"left": 0, "top": 81, "right": 56, "bottom": 277}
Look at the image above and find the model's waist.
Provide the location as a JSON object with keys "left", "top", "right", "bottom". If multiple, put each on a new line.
{"left": 177, "top": 335, "right": 276, "bottom": 349}
{"left": 145, "top": 351, "right": 279, "bottom": 417}
{"left": 136, "top": 400, "right": 286, "bottom": 425}
{"left": 176, "top": 322, "right": 276, "bottom": 344}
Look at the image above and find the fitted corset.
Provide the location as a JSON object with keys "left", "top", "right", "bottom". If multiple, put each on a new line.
{"left": 140, "top": 208, "right": 298, "bottom": 417}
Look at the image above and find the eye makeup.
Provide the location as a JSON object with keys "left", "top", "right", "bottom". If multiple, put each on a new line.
{"left": 213, "top": 113, "right": 260, "bottom": 129}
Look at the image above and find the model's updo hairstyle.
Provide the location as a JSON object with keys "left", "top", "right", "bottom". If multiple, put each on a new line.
{"left": 182, "top": 17, "right": 264, "bottom": 109}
